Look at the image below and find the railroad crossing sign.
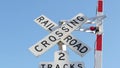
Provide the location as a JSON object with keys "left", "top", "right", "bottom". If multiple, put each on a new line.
{"left": 40, "top": 50, "right": 85, "bottom": 68}
{"left": 29, "top": 13, "right": 90, "bottom": 57}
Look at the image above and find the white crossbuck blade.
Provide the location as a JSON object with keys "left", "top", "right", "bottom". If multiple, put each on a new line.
{"left": 29, "top": 13, "right": 90, "bottom": 57}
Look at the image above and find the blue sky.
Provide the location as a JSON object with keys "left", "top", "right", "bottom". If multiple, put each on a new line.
{"left": 0, "top": 0, "right": 120, "bottom": 68}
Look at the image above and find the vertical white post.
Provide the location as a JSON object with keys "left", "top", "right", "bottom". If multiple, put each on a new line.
{"left": 95, "top": 0, "right": 103, "bottom": 68}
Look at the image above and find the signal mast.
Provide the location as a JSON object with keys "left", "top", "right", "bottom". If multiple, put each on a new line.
{"left": 77, "top": 0, "right": 105, "bottom": 68}
{"left": 94, "top": 0, "right": 104, "bottom": 68}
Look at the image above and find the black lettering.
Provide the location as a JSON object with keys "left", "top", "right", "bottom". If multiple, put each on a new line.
{"left": 48, "top": 24, "right": 55, "bottom": 31}
{"left": 49, "top": 36, "right": 57, "bottom": 42}
{"left": 41, "top": 40, "right": 50, "bottom": 47}
{"left": 64, "top": 35, "right": 72, "bottom": 42}
{"left": 36, "top": 16, "right": 45, "bottom": 22}
{"left": 63, "top": 64, "right": 68, "bottom": 68}
{"left": 41, "top": 64, "right": 46, "bottom": 68}
{"left": 70, "top": 64, "right": 75, "bottom": 68}
{"left": 61, "top": 26, "right": 69, "bottom": 32}
{"left": 77, "top": 16, "right": 84, "bottom": 21}
{"left": 66, "top": 23, "right": 73, "bottom": 28}
{"left": 73, "top": 43, "right": 82, "bottom": 50}
{"left": 46, "top": 23, "right": 52, "bottom": 27}
{"left": 73, "top": 19, "right": 79, "bottom": 24}
{"left": 55, "top": 31, "right": 63, "bottom": 37}
{"left": 35, "top": 45, "right": 43, "bottom": 52}
{"left": 70, "top": 19, "right": 79, "bottom": 26}
{"left": 41, "top": 20, "right": 49, "bottom": 26}
{"left": 80, "top": 46, "right": 88, "bottom": 53}
{"left": 59, "top": 52, "right": 65, "bottom": 60}
{"left": 48, "top": 64, "right": 52, "bottom": 68}
{"left": 56, "top": 64, "right": 60, "bottom": 68}
{"left": 69, "top": 39, "right": 77, "bottom": 45}
{"left": 78, "top": 64, "right": 83, "bottom": 68}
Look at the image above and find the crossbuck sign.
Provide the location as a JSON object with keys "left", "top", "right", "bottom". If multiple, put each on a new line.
{"left": 29, "top": 13, "right": 90, "bottom": 57}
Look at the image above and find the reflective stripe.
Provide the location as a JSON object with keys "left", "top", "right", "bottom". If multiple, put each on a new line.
{"left": 98, "top": 1, "right": 103, "bottom": 12}
{"left": 96, "top": 34, "right": 102, "bottom": 51}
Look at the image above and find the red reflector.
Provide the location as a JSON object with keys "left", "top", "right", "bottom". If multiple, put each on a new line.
{"left": 96, "top": 34, "right": 102, "bottom": 51}
{"left": 98, "top": 1, "right": 103, "bottom": 12}
{"left": 90, "top": 26, "right": 96, "bottom": 31}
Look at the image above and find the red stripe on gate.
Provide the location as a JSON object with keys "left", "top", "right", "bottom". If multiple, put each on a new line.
{"left": 98, "top": 1, "right": 103, "bottom": 12}
{"left": 96, "top": 34, "right": 102, "bottom": 51}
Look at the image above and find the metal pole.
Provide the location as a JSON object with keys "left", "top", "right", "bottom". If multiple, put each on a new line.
{"left": 57, "top": 41, "right": 64, "bottom": 50}
{"left": 95, "top": 0, "right": 103, "bottom": 68}
{"left": 57, "top": 21, "right": 67, "bottom": 51}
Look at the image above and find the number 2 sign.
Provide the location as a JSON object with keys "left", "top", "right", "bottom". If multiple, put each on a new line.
{"left": 54, "top": 50, "right": 69, "bottom": 62}
{"left": 40, "top": 50, "right": 85, "bottom": 68}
